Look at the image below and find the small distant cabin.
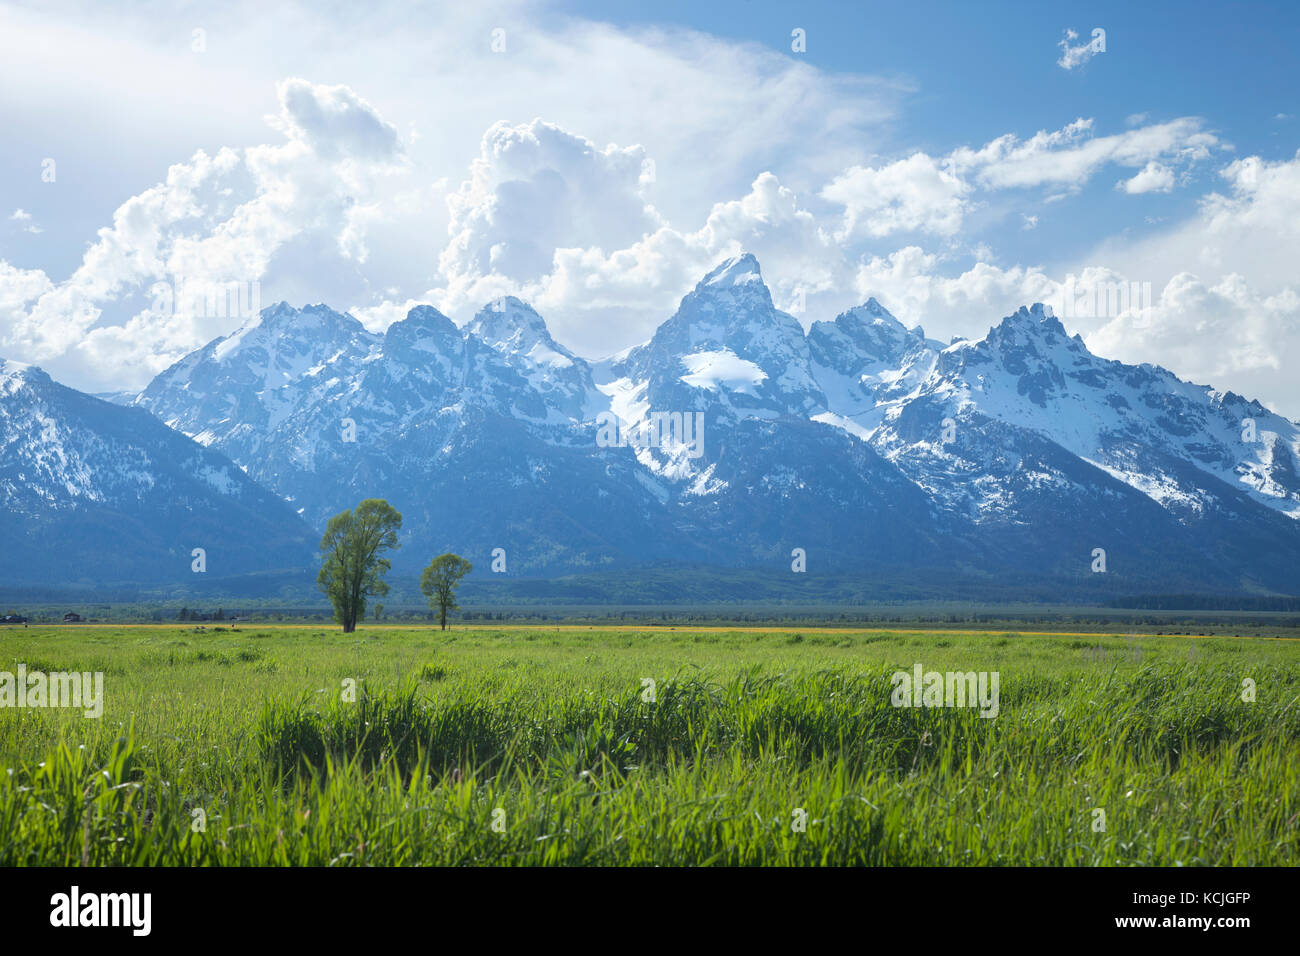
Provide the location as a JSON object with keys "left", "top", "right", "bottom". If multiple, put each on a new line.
{"left": 62, "top": 612, "right": 83, "bottom": 623}
{"left": 0, "top": 614, "right": 27, "bottom": 625}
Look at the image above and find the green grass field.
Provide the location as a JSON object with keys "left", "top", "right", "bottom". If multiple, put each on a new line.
{"left": 1, "top": 624, "right": 1296, "bottom": 865}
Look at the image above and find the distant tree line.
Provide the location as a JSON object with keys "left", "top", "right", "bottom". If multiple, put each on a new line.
{"left": 176, "top": 607, "right": 228, "bottom": 621}
{"left": 1105, "top": 595, "right": 1300, "bottom": 612}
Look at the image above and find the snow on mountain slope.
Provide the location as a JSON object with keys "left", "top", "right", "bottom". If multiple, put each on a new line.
{"left": 615, "top": 254, "right": 825, "bottom": 418}
{"left": 465, "top": 296, "right": 599, "bottom": 420}
{"left": 133, "top": 299, "right": 676, "bottom": 570}
{"left": 862, "top": 304, "right": 1300, "bottom": 521}
{"left": 597, "top": 254, "right": 829, "bottom": 485}
{"left": 808, "top": 298, "right": 942, "bottom": 425}
{"left": 138, "top": 302, "right": 383, "bottom": 450}
{"left": 0, "top": 358, "right": 314, "bottom": 584}
{"left": 679, "top": 349, "right": 768, "bottom": 394}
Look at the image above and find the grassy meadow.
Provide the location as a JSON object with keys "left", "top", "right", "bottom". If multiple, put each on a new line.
{"left": 0, "top": 623, "right": 1296, "bottom": 866}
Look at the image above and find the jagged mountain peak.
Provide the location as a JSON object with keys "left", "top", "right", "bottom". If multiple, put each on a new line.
{"left": 1, "top": 359, "right": 67, "bottom": 406}
{"left": 659, "top": 254, "right": 791, "bottom": 342}
{"left": 933, "top": 303, "right": 1093, "bottom": 403}
{"left": 253, "top": 300, "right": 359, "bottom": 331}
{"left": 468, "top": 296, "right": 568, "bottom": 354}
{"left": 621, "top": 254, "right": 822, "bottom": 416}
{"left": 688, "top": 252, "right": 773, "bottom": 310}
{"left": 990, "top": 302, "right": 1070, "bottom": 340}
{"left": 858, "top": 296, "right": 894, "bottom": 317}
{"left": 1, "top": 356, "right": 38, "bottom": 384}
{"left": 259, "top": 300, "right": 295, "bottom": 321}
{"left": 464, "top": 299, "right": 585, "bottom": 400}
{"left": 806, "top": 298, "right": 937, "bottom": 389}
{"left": 209, "top": 301, "right": 372, "bottom": 366}
{"left": 701, "top": 252, "right": 763, "bottom": 287}
{"left": 835, "top": 299, "right": 913, "bottom": 342}
{"left": 383, "top": 304, "right": 462, "bottom": 360}
{"left": 389, "top": 303, "right": 458, "bottom": 335}
{"left": 411, "top": 303, "right": 454, "bottom": 322}
{"left": 484, "top": 293, "right": 541, "bottom": 315}
{"left": 948, "top": 302, "right": 1089, "bottom": 377}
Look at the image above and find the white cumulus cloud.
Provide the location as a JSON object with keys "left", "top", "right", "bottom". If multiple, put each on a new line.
{"left": 0, "top": 79, "right": 406, "bottom": 389}
{"left": 1119, "top": 161, "right": 1176, "bottom": 194}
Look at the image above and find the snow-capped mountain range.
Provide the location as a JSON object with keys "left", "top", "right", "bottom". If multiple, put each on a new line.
{"left": 4, "top": 253, "right": 1299, "bottom": 595}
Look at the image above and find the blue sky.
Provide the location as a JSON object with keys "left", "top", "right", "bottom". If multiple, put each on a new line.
{"left": 560, "top": 0, "right": 1300, "bottom": 267}
{"left": 2, "top": 0, "right": 1299, "bottom": 415}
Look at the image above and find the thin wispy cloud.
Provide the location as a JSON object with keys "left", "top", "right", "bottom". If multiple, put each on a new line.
{"left": 1057, "top": 27, "right": 1106, "bottom": 70}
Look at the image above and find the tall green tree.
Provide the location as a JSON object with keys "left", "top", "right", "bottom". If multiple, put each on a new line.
{"left": 317, "top": 499, "right": 403, "bottom": 633}
{"left": 420, "top": 553, "right": 472, "bottom": 631}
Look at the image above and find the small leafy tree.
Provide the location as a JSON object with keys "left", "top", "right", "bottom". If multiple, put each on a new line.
{"left": 420, "top": 553, "right": 472, "bottom": 631}
{"left": 317, "top": 499, "right": 403, "bottom": 633}
{"left": 373, "top": 603, "right": 384, "bottom": 622}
